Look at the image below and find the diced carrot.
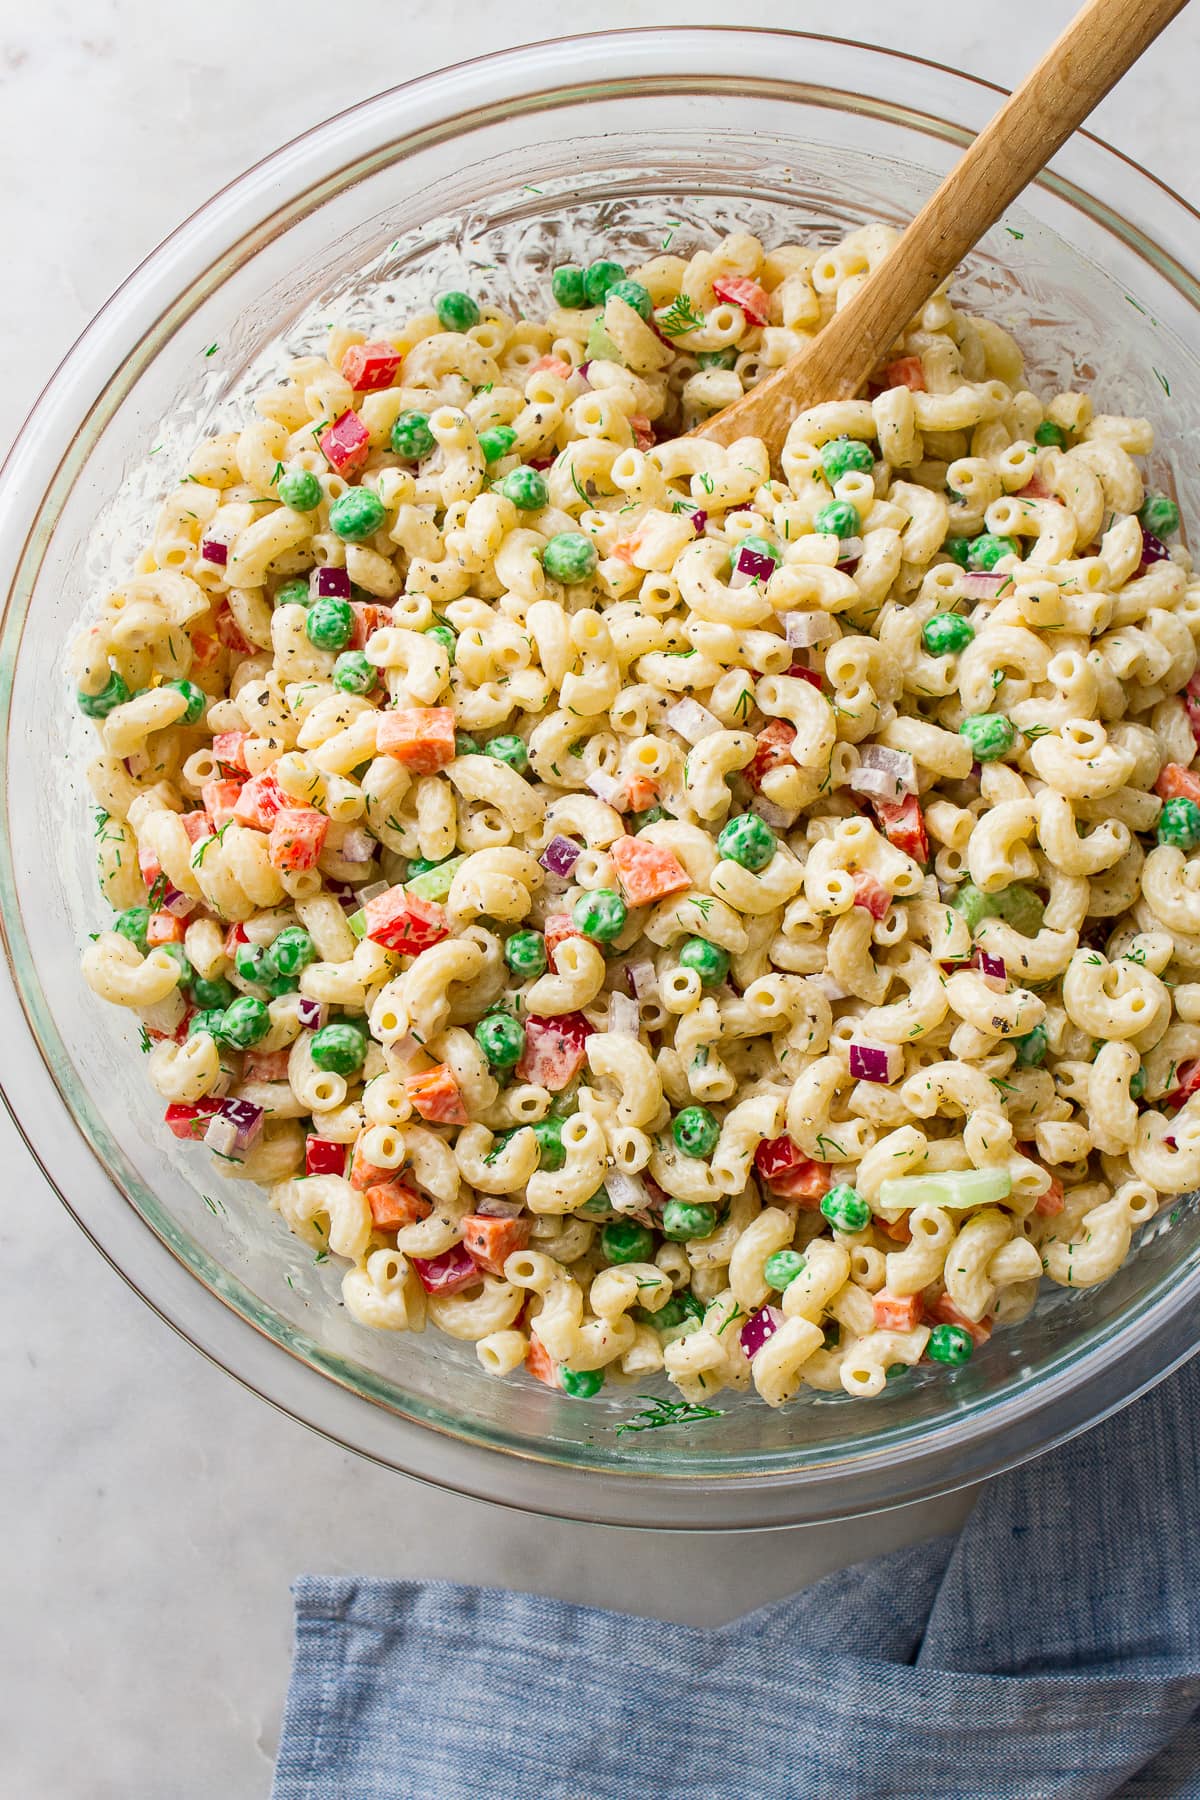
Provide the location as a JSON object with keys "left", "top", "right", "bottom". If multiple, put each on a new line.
{"left": 516, "top": 1013, "right": 593, "bottom": 1091}
{"left": 201, "top": 778, "right": 246, "bottom": 829}
{"left": 403, "top": 1064, "right": 469, "bottom": 1125}
{"left": 873, "top": 794, "right": 929, "bottom": 866}
{"left": 879, "top": 1211, "right": 912, "bottom": 1243}
{"left": 376, "top": 706, "right": 457, "bottom": 773}
{"left": 873, "top": 1290, "right": 923, "bottom": 1331}
{"left": 620, "top": 775, "right": 658, "bottom": 814}
{"left": 180, "top": 810, "right": 210, "bottom": 844}
{"left": 189, "top": 632, "right": 223, "bottom": 674}
{"left": 528, "top": 354, "right": 574, "bottom": 379}
{"left": 269, "top": 807, "right": 328, "bottom": 873}
{"left": 339, "top": 340, "right": 402, "bottom": 392}
{"left": 610, "top": 835, "right": 690, "bottom": 906}
{"left": 462, "top": 1212, "right": 532, "bottom": 1275}
{"left": 1155, "top": 762, "right": 1200, "bottom": 804}
{"left": 233, "top": 769, "right": 288, "bottom": 832}
{"left": 747, "top": 719, "right": 796, "bottom": 790}
{"left": 926, "top": 1293, "right": 993, "bottom": 1345}
{"left": 711, "top": 276, "right": 771, "bottom": 326}
{"left": 880, "top": 355, "right": 926, "bottom": 392}
{"left": 214, "top": 602, "right": 253, "bottom": 653}
{"left": 350, "top": 1137, "right": 396, "bottom": 1192}
{"left": 366, "top": 1181, "right": 432, "bottom": 1231}
{"left": 852, "top": 869, "right": 891, "bottom": 919}
{"left": 525, "top": 1332, "right": 558, "bottom": 1388}
{"left": 767, "top": 1160, "right": 832, "bottom": 1208}
{"left": 1035, "top": 1175, "right": 1065, "bottom": 1218}
{"left": 244, "top": 1046, "right": 292, "bottom": 1083}
{"left": 363, "top": 886, "right": 449, "bottom": 953}
{"left": 349, "top": 602, "right": 393, "bottom": 650}
{"left": 146, "top": 911, "right": 184, "bottom": 947}
{"left": 319, "top": 409, "right": 371, "bottom": 478}
{"left": 212, "top": 730, "right": 250, "bottom": 772}
{"left": 544, "top": 913, "right": 583, "bottom": 969}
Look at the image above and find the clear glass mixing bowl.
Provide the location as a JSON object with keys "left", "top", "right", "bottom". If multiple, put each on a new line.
{"left": 3, "top": 29, "right": 1200, "bottom": 1530}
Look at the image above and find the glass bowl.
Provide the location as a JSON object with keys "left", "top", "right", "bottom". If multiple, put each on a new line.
{"left": 3, "top": 28, "right": 1200, "bottom": 1530}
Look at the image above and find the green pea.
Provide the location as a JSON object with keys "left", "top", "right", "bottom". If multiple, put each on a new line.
{"left": 573, "top": 888, "right": 627, "bottom": 943}
{"left": 484, "top": 733, "right": 530, "bottom": 773}
{"left": 717, "top": 813, "right": 776, "bottom": 872}
{"left": 157, "top": 943, "right": 191, "bottom": 985}
{"left": 764, "top": 1249, "right": 807, "bottom": 1291}
{"left": 189, "top": 973, "right": 235, "bottom": 1010}
{"left": 813, "top": 500, "right": 860, "bottom": 539}
{"left": 820, "top": 1183, "right": 871, "bottom": 1233}
{"left": 332, "top": 651, "right": 377, "bottom": 696}
{"left": 532, "top": 1116, "right": 566, "bottom": 1171}
{"left": 637, "top": 1293, "right": 689, "bottom": 1329}
{"left": 328, "top": 487, "right": 386, "bottom": 542}
{"left": 1034, "top": 420, "right": 1067, "bottom": 450}
{"left": 661, "top": 1198, "right": 718, "bottom": 1242}
{"left": 277, "top": 469, "right": 323, "bottom": 511}
{"left": 78, "top": 670, "right": 129, "bottom": 719}
{"left": 922, "top": 613, "right": 975, "bottom": 656}
{"left": 542, "top": 531, "right": 598, "bottom": 584}
{"left": 425, "top": 623, "right": 456, "bottom": 663}
{"left": 274, "top": 579, "right": 311, "bottom": 608}
{"left": 435, "top": 290, "right": 480, "bottom": 332}
{"left": 607, "top": 278, "right": 652, "bottom": 319}
{"left": 551, "top": 264, "right": 587, "bottom": 309}
{"left": 390, "top": 411, "right": 436, "bottom": 460}
{"left": 968, "top": 533, "right": 1020, "bottom": 571}
{"left": 959, "top": 713, "right": 1016, "bottom": 762}
{"left": 579, "top": 1185, "right": 614, "bottom": 1221}
{"left": 496, "top": 466, "right": 548, "bottom": 511}
{"left": 455, "top": 731, "right": 479, "bottom": 756}
{"left": 1014, "top": 1022, "right": 1049, "bottom": 1068}
{"left": 631, "top": 805, "right": 667, "bottom": 829}
{"left": 696, "top": 347, "right": 738, "bottom": 370}
{"left": 235, "top": 941, "right": 271, "bottom": 986}
{"left": 677, "top": 937, "right": 729, "bottom": 987}
{"left": 270, "top": 926, "right": 315, "bottom": 980}
{"left": 583, "top": 259, "right": 626, "bottom": 306}
{"left": 672, "top": 1105, "right": 720, "bottom": 1159}
{"left": 942, "top": 536, "right": 972, "bottom": 568}
{"left": 927, "top": 1322, "right": 974, "bottom": 1366}
{"left": 475, "top": 1012, "right": 525, "bottom": 1070}
{"left": 218, "top": 995, "right": 271, "bottom": 1049}
{"left": 306, "top": 596, "right": 354, "bottom": 651}
{"left": 113, "top": 907, "right": 151, "bottom": 954}
{"left": 560, "top": 1366, "right": 604, "bottom": 1398}
{"left": 600, "top": 1219, "right": 656, "bottom": 1263}
{"left": 1139, "top": 492, "right": 1180, "bottom": 539}
{"left": 820, "top": 437, "right": 874, "bottom": 483}
{"left": 504, "top": 929, "right": 546, "bottom": 980}
{"left": 478, "top": 425, "right": 517, "bottom": 464}
{"left": 188, "top": 1008, "right": 226, "bottom": 1040}
{"left": 169, "top": 679, "right": 207, "bottom": 725}
{"left": 310, "top": 1021, "right": 367, "bottom": 1075}
{"left": 1158, "top": 797, "right": 1200, "bottom": 850}
{"left": 1130, "top": 1067, "right": 1147, "bottom": 1100}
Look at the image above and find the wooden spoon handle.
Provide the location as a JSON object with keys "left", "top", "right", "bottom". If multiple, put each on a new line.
{"left": 693, "top": 0, "right": 1190, "bottom": 448}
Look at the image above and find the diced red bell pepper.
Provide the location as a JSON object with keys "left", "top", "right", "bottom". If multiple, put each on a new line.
{"left": 376, "top": 706, "right": 457, "bottom": 774}
{"left": 189, "top": 632, "right": 223, "bottom": 674}
{"left": 747, "top": 719, "right": 796, "bottom": 790}
{"left": 544, "top": 913, "right": 583, "bottom": 970}
{"left": 201, "top": 778, "right": 246, "bottom": 830}
{"left": 366, "top": 1181, "right": 432, "bottom": 1231}
{"left": 872, "top": 1289, "right": 924, "bottom": 1331}
{"left": 462, "top": 1211, "right": 532, "bottom": 1275}
{"left": 609, "top": 835, "right": 690, "bottom": 906}
{"left": 619, "top": 775, "right": 658, "bottom": 814}
{"left": 339, "top": 339, "right": 402, "bottom": 392}
{"left": 363, "top": 886, "right": 449, "bottom": 954}
{"left": 319, "top": 409, "right": 371, "bottom": 478}
{"left": 233, "top": 769, "right": 287, "bottom": 833}
{"left": 516, "top": 1012, "right": 593, "bottom": 1091}
{"left": 403, "top": 1064, "right": 469, "bottom": 1125}
{"left": 224, "top": 921, "right": 248, "bottom": 957}
{"left": 1017, "top": 473, "right": 1054, "bottom": 500}
{"left": 628, "top": 414, "right": 655, "bottom": 452}
{"left": 409, "top": 1243, "right": 483, "bottom": 1295}
{"left": 305, "top": 1135, "right": 347, "bottom": 1178}
{"left": 269, "top": 806, "right": 329, "bottom": 873}
{"left": 1035, "top": 1174, "right": 1065, "bottom": 1218}
{"left": 852, "top": 870, "right": 891, "bottom": 920}
{"left": 1162, "top": 1058, "right": 1200, "bottom": 1113}
{"left": 789, "top": 663, "right": 824, "bottom": 689}
{"left": 164, "top": 1099, "right": 223, "bottom": 1140}
{"left": 146, "top": 910, "right": 185, "bottom": 947}
{"left": 528, "top": 354, "right": 574, "bottom": 379}
{"left": 880, "top": 355, "right": 926, "bottom": 392}
{"left": 138, "top": 843, "right": 163, "bottom": 887}
{"left": 925, "top": 1292, "right": 993, "bottom": 1345}
{"left": 147, "top": 1005, "right": 196, "bottom": 1047}
{"left": 214, "top": 602, "right": 253, "bottom": 654}
{"left": 244, "top": 1046, "right": 292, "bottom": 1083}
{"left": 711, "top": 275, "right": 771, "bottom": 326}
{"left": 1184, "top": 675, "right": 1200, "bottom": 752}
{"left": 349, "top": 601, "right": 393, "bottom": 651}
{"left": 525, "top": 1332, "right": 558, "bottom": 1388}
{"left": 873, "top": 794, "right": 930, "bottom": 867}
{"left": 753, "top": 1133, "right": 806, "bottom": 1185}
{"left": 212, "top": 730, "right": 250, "bottom": 773}
{"left": 767, "top": 1160, "right": 832, "bottom": 1208}
{"left": 180, "top": 810, "right": 211, "bottom": 844}
{"left": 1155, "top": 762, "right": 1200, "bottom": 804}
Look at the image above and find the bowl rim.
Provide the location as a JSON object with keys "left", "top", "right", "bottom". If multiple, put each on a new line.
{"left": 3, "top": 25, "right": 1200, "bottom": 1529}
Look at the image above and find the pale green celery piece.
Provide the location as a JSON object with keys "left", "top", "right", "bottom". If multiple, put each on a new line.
{"left": 877, "top": 1166, "right": 1013, "bottom": 1217}
{"left": 584, "top": 317, "right": 622, "bottom": 363}
{"left": 405, "top": 853, "right": 469, "bottom": 903}
{"left": 347, "top": 909, "right": 366, "bottom": 940}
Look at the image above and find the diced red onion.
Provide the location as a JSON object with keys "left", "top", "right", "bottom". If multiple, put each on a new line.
{"left": 204, "top": 1115, "right": 241, "bottom": 1157}
{"left": 200, "top": 539, "right": 228, "bottom": 566}
{"left": 606, "top": 1171, "right": 650, "bottom": 1215}
{"left": 124, "top": 751, "right": 151, "bottom": 779}
{"left": 739, "top": 1304, "right": 783, "bottom": 1359}
{"left": 359, "top": 879, "right": 390, "bottom": 901}
{"left": 789, "top": 664, "right": 824, "bottom": 690}
{"left": 848, "top": 765, "right": 901, "bottom": 800}
{"left": 626, "top": 960, "right": 658, "bottom": 1000}
{"left": 665, "top": 697, "right": 722, "bottom": 744}
{"left": 297, "top": 997, "right": 328, "bottom": 1030}
{"left": 475, "top": 1195, "right": 526, "bottom": 1218}
{"left": 577, "top": 361, "right": 592, "bottom": 382}
{"left": 962, "top": 572, "right": 1007, "bottom": 600}
{"left": 339, "top": 826, "right": 376, "bottom": 864}
{"left": 585, "top": 769, "right": 621, "bottom": 803}
{"left": 410, "top": 1244, "right": 481, "bottom": 1295}
{"left": 783, "top": 609, "right": 836, "bottom": 648}
{"left": 854, "top": 745, "right": 917, "bottom": 798}
{"left": 218, "top": 1096, "right": 265, "bottom": 1150}
{"left": 836, "top": 536, "right": 864, "bottom": 563}
{"left": 1140, "top": 529, "right": 1171, "bottom": 568}
{"left": 691, "top": 509, "right": 708, "bottom": 535}
{"left": 162, "top": 884, "right": 197, "bottom": 919}
{"left": 753, "top": 798, "right": 793, "bottom": 828}
{"left": 540, "top": 835, "right": 582, "bottom": 878}
{"left": 315, "top": 566, "right": 351, "bottom": 599}
{"left": 608, "top": 992, "right": 641, "bottom": 1034}
{"left": 809, "top": 972, "right": 848, "bottom": 1003}
{"left": 730, "top": 546, "right": 778, "bottom": 589}
{"left": 973, "top": 949, "right": 1007, "bottom": 990}
{"left": 209, "top": 1065, "right": 234, "bottom": 1099}
{"left": 848, "top": 1037, "right": 901, "bottom": 1085}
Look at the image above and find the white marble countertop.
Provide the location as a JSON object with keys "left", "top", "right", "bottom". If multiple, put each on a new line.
{"left": 3, "top": 4, "right": 1199, "bottom": 1794}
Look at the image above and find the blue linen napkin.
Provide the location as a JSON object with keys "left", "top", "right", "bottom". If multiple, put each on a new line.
{"left": 272, "top": 1353, "right": 1200, "bottom": 1800}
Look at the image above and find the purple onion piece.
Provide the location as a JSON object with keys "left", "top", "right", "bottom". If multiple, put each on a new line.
{"left": 608, "top": 992, "right": 640, "bottom": 1034}
{"left": 162, "top": 884, "right": 197, "bottom": 919}
{"left": 475, "top": 1195, "right": 525, "bottom": 1218}
{"left": 578, "top": 361, "right": 592, "bottom": 382}
{"left": 1140, "top": 529, "right": 1171, "bottom": 567}
{"left": 974, "top": 949, "right": 1007, "bottom": 988}
{"left": 740, "top": 1305, "right": 783, "bottom": 1359}
{"left": 315, "top": 565, "right": 351, "bottom": 599}
{"left": 626, "top": 959, "right": 658, "bottom": 1000}
{"left": 540, "top": 835, "right": 582, "bottom": 878}
{"left": 339, "top": 826, "right": 377, "bottom": 864}
{"left": 734, "top": 547, "right": 777, "bottom": 583}
{"left": 605, "top": 1171, "right": 649, "bottom": 1215}
{"left": 297, "top": 997, "right": 329, "bottom": 1031}
{"left": 200, "top": 539, "right": 228, "bottom": 566}
{"left": 691, "top": 509, "right": 707, "bottom": 535}
{"left": 849, "top": 1041, "right": 895, "bottom": 1085}
{"left": 204, "top": 1115, "right": 240, "bottom": 1157}
{"left": 219, "top": 1096, "right": 265, "bottom": 1150}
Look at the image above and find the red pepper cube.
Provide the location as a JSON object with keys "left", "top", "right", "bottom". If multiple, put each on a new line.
{"left": 711, "top": 275, "right": 771, "bottom": 326}
{"left": 164, "top": 1099, "right": 223, "bottom": 1140}
{"left": 201, "top": 778, "right": 246, "bottom": 830}
{"left": 880, "top": 355, "right": 927, "bottom": 392}
{"left": 873, "top": 794, "right": 929, "bottom": 867}
{"left": 223, "top": 921, "right": 248, "bottom": 958}
{"left": 138, "top": 843, "right": 163, "bottom": 888}
{"left": 410, "top": 1243, "right": 483, "bottom": 1295}
{"left": 214, "top": 601, "right": 253, "bottom": 654}
{"left": 1035, "top": 1175, "right": 1065, "bottom": 1218}
{"left": 180, "top": 810, "right": 211, "bottom": 845}
{"left": 747, "top": 719, "right": 796, "bottom": 791}
{"left": 376, "top": 706, "right": 457, "bottom": 774}
{"left": 305, "top": 1135, "right": 347, "bottom": 1178}
{"left": 1164, "top": 1058, "right": 1200, "bottom": 1112}
{"left": 244, "top": 1046, "right": 293, "bottom": 1083}
{"left": 350, "top": 1137, "right": 396, "bottom": 1192}
{"left": 629, "top": 414, "right": 655, "bottom": 452}
{"left": 461, "top": 1212, "right": 532, "bottom": 1276}
{"left": 872, "top": 1289, "right": 923, "bottom": 1332}
{"left": 366, "top": 1181, "right": 432, "bottom": 1231}
{"left": 1155, "top": 762, "right": 1200, "bottom": 804}
{"left": 766, "top": 1157, "right": 832, "bottom": 1208}
{"left": 753, "top": 1133, "right": 805, "bottom": 1185}
{"left": 212, "top": 730, "right": 250, "bottom": 773}
{"left": 544, "top": 913, "right": 583, "bottom": 970}
{"left": 233, "top": 769, "right": 287, "bottom": 832}
{"left": 363, "top": 886, "right": 449, "bottom": 954}
{"left": 926, "top": 1293, "right": 993, "bottom": 1345}
{"left": 319, "top": 409, "right": 371, "bottom": 478}
{"left": 339, "top": 340, "right": 402, "bottom": 392}
{"left": 403, "top": 1064, "right": 469, "bottom": 1125}
{"left": 609, "top": 835, "right": 690, "bottom": 907}
{"left": 525, "top": 1332, "right": 558, "bottom": 1388}
{"left": 516, "top": 1012, "right": 593, "bottom": 1091}
{"left": 146, "top": 910, "right": 185, "bottom": 947}
{"left": 349, "top": 601, "right": 393, "bottom": 651}
{"left": 269, "top": 806, "right": 329, "bottom": 873}
{"left": 852, "top": 869, "right": 891, "bottom": 920}
{"left": 189, "top": 632, "right": 223, "bottom": 674}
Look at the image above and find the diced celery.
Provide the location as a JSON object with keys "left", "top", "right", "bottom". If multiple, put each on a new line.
{"left": 877, "top": 1167, "right": 1013, "bottom": 1216}
{"left": 405, "top": 853, "right": 469, "bottom": 903}
{"left": 347, "top": 909, "right": 366, "bottom": 940}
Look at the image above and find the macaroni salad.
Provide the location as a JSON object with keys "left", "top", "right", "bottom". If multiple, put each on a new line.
{"left": 75, "top": 224, "right": 1198, "bottom": 1409}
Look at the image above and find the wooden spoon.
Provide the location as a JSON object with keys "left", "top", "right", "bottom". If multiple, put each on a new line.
{"left": 690, "top": 0, "right": 1189, "bottom": 454}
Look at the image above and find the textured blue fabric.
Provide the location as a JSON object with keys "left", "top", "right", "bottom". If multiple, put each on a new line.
{"left": 273, "top": 1354, "right": 1200, "bottom": 1800}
